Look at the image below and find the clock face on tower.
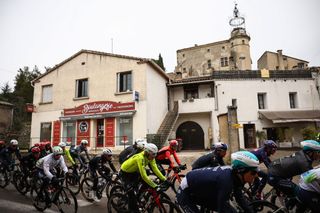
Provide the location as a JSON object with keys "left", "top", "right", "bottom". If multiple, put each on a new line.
{"left": 229, "top": 16, "right": 245, "bottom": 27}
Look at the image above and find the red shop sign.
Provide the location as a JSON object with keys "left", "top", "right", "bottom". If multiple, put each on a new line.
{"left": 64, "top": 101, "right": 135, "bottom": 116}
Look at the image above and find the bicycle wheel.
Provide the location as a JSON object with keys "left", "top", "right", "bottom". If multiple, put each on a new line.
{"left": 0, "top": 169, "right": 10, "bottom": 188}
{"left": 30, "top": 179, "right": 47, "bottom": 212}
{"left": 109, "top": 184, "right": 126, "bottom": 198}
{"left": 248, "top": 200, "right": 281, "bottom": 213}
{"left": 14, "top": 173, "right": 29, "bottom": 195}
{"left": 65, "top": 173, "right": 80, "bottom": 195}
{"left": 54, "top": 187, "right": 78, "bottom": 213}
{"left": 80, "top": 177, "right": 94, "bottom": 202}
{"left": 148, "top": 198, "right": 182, "bottom": 213}
{"left": 107, "top": 192, "right": 130, "bottom": 213}
{"left": 172, "top": 174, "right": 185, "bottom": 194}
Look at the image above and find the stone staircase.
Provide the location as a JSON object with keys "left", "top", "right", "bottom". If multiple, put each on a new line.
{"left": 148, "top": 102, "right": 179, "bottom": 148}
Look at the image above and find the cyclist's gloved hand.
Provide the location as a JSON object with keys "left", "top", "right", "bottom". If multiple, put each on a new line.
{"left": 155, "top": 186, "right": 162, "bottom": 193}
{"left": 179, "top": 164, "right": 187, "bottom": 170}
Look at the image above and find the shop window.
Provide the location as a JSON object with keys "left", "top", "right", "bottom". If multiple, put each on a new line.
{"left": 257, "top": 93, "right": 267, "bottom": 109}
{"left": 62, "top": 121, "right": 76, "bottom": 145}
{"left": 117, "top": 117, "right": 133, "bottom": 146}
{"left": 40, "top": 122, "right": 52, "bottom": 142}
{"left": 42, "top": 84, "right": 52, "bottom": 103}
{"left": 117, "top": 71, "right": 132, "bottom": 92}
{"left": 289, "top": 92, "right": 298, "bottom": 109}
{"left": 76, "top": 78, "right": 88, "bottom": 98}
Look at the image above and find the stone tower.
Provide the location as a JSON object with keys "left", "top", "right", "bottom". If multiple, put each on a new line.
{"left": 228, "top": 4, "right": 252, "bottom": 70}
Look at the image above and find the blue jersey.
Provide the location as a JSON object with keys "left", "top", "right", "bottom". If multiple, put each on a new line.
{"left": 185, "top": 166, "right": 252, "bottom": 212}
{"left": 250, "top": 148, "right": 271, "bottom": 168}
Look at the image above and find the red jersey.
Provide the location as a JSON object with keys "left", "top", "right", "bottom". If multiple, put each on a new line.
{"left": 156, "top": 145, "right": 181, "bottom": 168}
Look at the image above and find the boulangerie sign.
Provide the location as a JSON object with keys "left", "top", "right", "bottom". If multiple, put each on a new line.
{"left": 64, "top": 101, "right": 135, "bottom": 116}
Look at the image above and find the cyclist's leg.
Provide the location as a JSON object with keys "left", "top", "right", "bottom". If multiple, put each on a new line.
{"left": 120, "top": 170, "right": 140, "bottom": 212}
{"left": 256, "top": 171, "right": 268, "bottom": 197}
{"left": 176, "top": 187, "right": 200, "bottom": 213}
{"left": 296, "top": 187, "right": 319, "bottom": 213}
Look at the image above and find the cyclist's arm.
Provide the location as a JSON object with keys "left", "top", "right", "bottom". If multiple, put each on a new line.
{"left": 172, "top": 151, "right": 181, "bottom": 165}
{"left": 43, "top": 160, "right": 54, "bottom": 179}
{"left": 15, "top": 148, "right": 22, "bottom": 160}
{"left": 59, "top": 158, "right": 69, "bottom": 174}
{"left": 164, "top": 151, "right": 175, "bottom": 168}
{"left": 65, "top": 149, "right": 76, "bottom": 165}
{"left": 137, "top": 158, "right": 157, "bottom": 188}
{"left": 84, "top": 149, "right": 90, "bottom": 161}
{"left": 233, "top": 186, "right": 254, "bottom": 213}
{"left": 108, "top": 160, "right": 117, "bottom": 173}
{"left": 150, "top": 159, "right": 166, "bottom": 181}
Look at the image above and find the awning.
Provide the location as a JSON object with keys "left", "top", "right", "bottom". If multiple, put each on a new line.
{"left": 258, "top": 109, "right": 320, "bottom": 123}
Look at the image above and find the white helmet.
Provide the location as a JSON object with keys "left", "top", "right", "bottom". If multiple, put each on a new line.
{"left": 144, "top": 143, "right": 158, "bottom": 155}
{"left": 81, "top": 139, "right": 89, "bottom": 145}
{"left": 58, "top": 142, "right": 66, "bottom": 148}
{"left": 52, "top": 146, "right": 64, "bottom": 156}
{"left": 231, "top": 151, "right": 259, "bottom": 171}
{"left": 102, "top": 148, "right": 113, "bottom": 156}
{"left": 135, "top": 138, "right": 147, "bottom": 149}
{"left": 10, "top": 139, "right": 18, "bottom": 145}
{"left": 301, "top": 140, "right": 320, "bottom": 151}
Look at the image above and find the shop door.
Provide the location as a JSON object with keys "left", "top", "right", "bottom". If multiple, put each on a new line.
{"left": 97, "top": 119, "right": 104, "bottom": 147}
{"left": 243, "top": 124, "right": 256, "bottom": 148}
{"left": 176, "top": 121, "right": 204, "bottom": 150}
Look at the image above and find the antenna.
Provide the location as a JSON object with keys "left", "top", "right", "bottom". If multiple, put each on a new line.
{"left": 111, "top": 38, "right": 114, "bottom": 53}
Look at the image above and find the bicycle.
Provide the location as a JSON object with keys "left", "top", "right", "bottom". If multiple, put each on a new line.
{"left": 65, "top": 163, "right": 89, "bottom": 195}
{"left": 0, "top": 162, "right": 20, "bottom": 188}
{"left": 165, "top": 164, "right": 186, "bottom": 194}
{"left": 30, "top": 176, "right": 78, "bottom": 213}
{"left": 14, "top": 167, "right": 38, "bottom": 195}
{"left": 108, "top": 181, "right": 182, "bottom": 213}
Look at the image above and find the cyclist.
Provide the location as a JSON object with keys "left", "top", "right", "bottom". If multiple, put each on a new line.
{"left": 118, "top": 138, "right": 147, "bottom": 164}
{"left": 20, "top": 146, "right": 41, "bottom": 183}
{"left": 28, "top": 143, "right": 40, "bottom": 153}
{"left": 39, "top": 141, "right": 52, "bottom": 158}
{"left": 89, "top": 148, "right": 117, "bottom": 201}
{"left": 120, "top": 143, "right": 168, "bottom": 212}
{"left": 0, "top": 139, "right": 21, "bottom": 171}
{"left": 70, "top": 139, "right": 91, "bottom": 169}
{"left": 176, "top": 151, "right": 259, "bottom": 213}
{"left": 250, "top": 139, "right": 278, "bottom": 199}
{"left": 156, "top": 139, "right": 184, "bottom": 175}
{"left": 268, "top": 140, "right": 320, "bottom": 198}
{"left": 191, "top": 142, "right": 228, "bottom": 170}
{"left": 58, "top": 142, "right": 76, "bottom": 167}
{"left": 0, "top": 140, "right": 5, "bottom": 152}
{"left": 296, "top": 167, "right": 320, "bottom": 213}
{"left": 36, "top": 146, "right": 68, "bottom": 206}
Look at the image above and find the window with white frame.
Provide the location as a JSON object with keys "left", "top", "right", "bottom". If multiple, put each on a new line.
{"left": 42, "top": 84, "right": 53, "bottom": 103}
{"left": 289, "top": 92, "right": 297, "bottom": 109}
{"left": 117, "top": 71, "right": 132, "bottom": 92}
{"left": 40, "top": 122, "right": 52, "bottom": 142}
{"left": 257, "top": 93, "right": 267, "bottom": 109}
{"left": 76, "top": 78, "right": 88, "bottom": 98}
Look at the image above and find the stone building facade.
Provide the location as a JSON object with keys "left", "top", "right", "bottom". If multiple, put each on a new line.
{"left": 0, "top": 101, "right": 13, "bottom": 135}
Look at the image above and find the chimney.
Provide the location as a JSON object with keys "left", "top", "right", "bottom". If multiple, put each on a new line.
{"left": 277, "top": 50, "right": 284, "bottom": 70}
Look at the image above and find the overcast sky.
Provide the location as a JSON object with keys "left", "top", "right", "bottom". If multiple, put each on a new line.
{"left": 1, "top": 0, "right": 319, "bottom": 88}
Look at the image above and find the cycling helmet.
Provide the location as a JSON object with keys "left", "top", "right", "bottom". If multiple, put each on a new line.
{"left": 135, "top": 139, "right": 147, "bottom": 150}
{"left": 81, "top": 139, "right": 89, "bottom": 145}
{"left": 212, "top": 142, "right": 228, "bottom": 151}
{"left": 169, "top": 140, "right": 179, "bottom": 147}
{"left": 144, "top": 143, "right": 158, "bottom": 155}
{"left": 34, "top": 143, "right": 40, "bottom": 147}
{"left": 264, "top": 140, "right": 278, "bottom": 149}
{"left": 52, "top": 146, "right": 63, "bottom": 155}
{"left": 10, "top": 139, "right": 18, "bottom": 145}
{"left": 0, "top": 140, "right": 5, "bottom": 145}
{"left": 58, "top": 142, "right": 67, "bottom": 148}
{"left": 102, "top": 148, "right": 113, "bottom": 156}
{"left": 231, "top": 151, "right": 259, "bottom": 171}
{"left": 301, "top": 140, "right": 320, "bottom": 152}
{"left": 31, "top": 147, "right": 41, "bottom": 153}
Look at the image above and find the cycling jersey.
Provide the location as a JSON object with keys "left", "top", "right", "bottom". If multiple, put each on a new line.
{"left": 70, "top": 145, "right": 90, "bottom": 165}
{"left": 250, "top": 147, "right": 271, "bottom": 168}
{"left": 89, "top": 156, "right": 117, "bottom": 175}
{"left": 191, "top": 151, "right": 225, "bottom": 170}
{"left": 36, "top": 153, "right": 68, "bottom": 180}
{"left": 268, "top": 150, "right": 313, "bottom": 178}
{"left": 20, "top": 153, "right": 38, "bottom": 171}
{"left": 178, "top": 166, "right": 252, "bottom": 213}
{"left": 156, "top": 145, "right": 181, "bottom": 168}
{"left": 121, "top": 151, "right": 166, "bottom": 188}
{"left": 299, "top": 168, "right": 320, "bottom": 193}
{"left": 118, "top": 145, "right": 139, "bottom": 164}
{"left": 0, "top": 146, "right": 21, "bottom": 166}
{"left": 64, "top": 147, "right": 76, "bottom": 165}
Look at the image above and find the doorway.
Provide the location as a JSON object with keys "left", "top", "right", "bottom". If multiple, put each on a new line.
{"left": 97, "top": 119, "right": 104, "bottom": 147}
{"left": 176, "top": 121, "right": 204, "bottom": 150}
{"left": 243, "top": 124, "right": 256, "bottom": 148}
